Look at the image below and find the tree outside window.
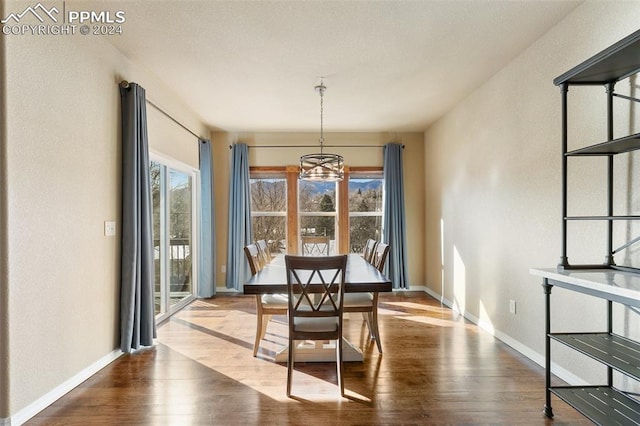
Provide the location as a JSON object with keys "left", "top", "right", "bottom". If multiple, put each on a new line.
{"left": 250, "top": 177, "right": 287, "bottom": 254}
{"left": 349, "top": 177, "right": 383, "bottom": 253}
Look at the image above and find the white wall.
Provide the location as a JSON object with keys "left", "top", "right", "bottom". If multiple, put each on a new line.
{"left": 2, "top": 1, "right": 207, "bottom": 420}
{"left": 424, "top": 1, "right": 640, "bottom": 386}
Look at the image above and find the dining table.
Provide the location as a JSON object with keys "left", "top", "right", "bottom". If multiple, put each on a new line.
{"left": 244, "top": 253, "right": 392, "bottom": 362}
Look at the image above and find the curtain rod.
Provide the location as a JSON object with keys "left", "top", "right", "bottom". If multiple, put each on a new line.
{"left": 120, "top": 80, "right": 202, "bottom": 140}
{"left": 229, "top": 144, "right": 404, "bottom": 149}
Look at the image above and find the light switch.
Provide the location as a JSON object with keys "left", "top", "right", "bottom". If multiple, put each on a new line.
{"left": 104, "top": 221, "right": 116, "bottom": 237}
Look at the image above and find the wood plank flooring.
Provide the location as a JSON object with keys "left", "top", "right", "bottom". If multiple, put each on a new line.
{"left": 27, "top": 292, "right": 590, "bottom": 425}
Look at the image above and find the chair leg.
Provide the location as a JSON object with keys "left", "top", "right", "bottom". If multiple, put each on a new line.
{"left": 253, "top": 296, "right": 263, "bottom": 357}
{"left": 260, "top": 314, "right": 271, "bottom": 340}
{"left": 363, "top": 312, "right": 373, "bottom": 338}
{"left": 337, "top": 336, "right": 344, "bottom": 397}
{"left": 371, "top": 311, "right": 382, "bottom": 353}
{"left": 287, "top": 338, "right": 294, "bottom": 397}
{"left": 372, "top": 294, "right": 382, "bottom": 353}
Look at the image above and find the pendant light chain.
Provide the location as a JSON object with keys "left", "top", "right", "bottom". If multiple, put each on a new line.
{"left": 299, "top": 78, "right": 344, "bottom": 182}
{"left": 317, "top": 79, "right": 326, "bottom": 153}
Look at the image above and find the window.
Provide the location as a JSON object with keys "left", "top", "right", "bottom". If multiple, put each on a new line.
{"left": 151, "top": 157, "right": 198, "bottom": 319}
{"left": 249, "top": 166, "right": 382, "bottom": 255}
{"left": 348, "top": 173, "right": 383, "bottom": 253}
{"left": 250, "top": 174, "right": 287, "bottom": 256}
{"left": 299, "top": 180, "right": 337, "bottom": 255}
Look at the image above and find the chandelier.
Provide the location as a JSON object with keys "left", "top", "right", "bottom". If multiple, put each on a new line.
{"left": 299, "top": 79, "right": 344, "bottom": 182}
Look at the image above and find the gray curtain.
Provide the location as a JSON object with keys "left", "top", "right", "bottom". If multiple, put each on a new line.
{"left": 383, "top": 143, "right": 409, "bottom": 289}
{"left": 199, "top": 139, "right": 216, "bottom": 297}
{"left": 225, "top": 143, "right": 253, "bottom": 290}
{"left": 119, "top": 82, "right": 156, "bottom": 353}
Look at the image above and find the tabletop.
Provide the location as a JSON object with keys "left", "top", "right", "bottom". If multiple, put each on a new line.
{"left": 244, "top": 253, "right": 392, "bottom": 294}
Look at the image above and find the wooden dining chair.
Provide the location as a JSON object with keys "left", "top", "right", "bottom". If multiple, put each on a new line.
{"left": 344, "top": 243, "right": 390, "bottom": 353}
{"left": 255, "top": 239, "right": 272, "bottom": 266}
{"left": 244, "top": 244, "right": 288, "bottom": 357}
{"left": 362, "top": 239, "right": 378, "bottom": 263}
{"left": 285, "top": 254, "right": 348, "bottom": 398}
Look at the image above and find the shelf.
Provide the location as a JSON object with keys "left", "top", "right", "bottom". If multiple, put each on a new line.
{"left": 554, "top": 29, "right": 640, "bottom": 85}
{"left": 565, "top": 133, "right": 640, "bottom": 156}
{"left": 565, "top": 215, "right": 640, "bottom": 220}
{"left": 531, "top": 268, "right": 640, "bottom": 308}
{"left": 550, "top": 386, "right": 640, "bottom": 425}
{"left": 550, "top": 333, "right": 640, "bottom": 380}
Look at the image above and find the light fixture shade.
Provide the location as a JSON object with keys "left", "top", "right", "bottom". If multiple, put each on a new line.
{"left": 299, "top": 153, "right": 344, "bottom": 182}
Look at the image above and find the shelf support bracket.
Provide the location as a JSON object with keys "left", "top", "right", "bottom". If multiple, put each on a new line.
{"left": 559, "top": 83, "right": 570, "bottom": 269}
{"left": 605, "top": 82, "right": 616, "bottom": 267}
{"left": 542, "top": 279, "right": 554, "bottom": 419}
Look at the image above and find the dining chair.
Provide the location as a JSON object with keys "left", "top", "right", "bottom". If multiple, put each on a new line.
{"left": 370, "top": 243, "right": 390, "bottom": 273}
{"left": 244, "top": 244, "right": 288, "bottom": 357}
{"left": 256, "top": 239, "right": 272, "bottom": 266}
{"left": 285, "top": 254, "right": 348, "bottom": 397}
{"left": 362, "top": 239, "right": 378, "bottom": 263}
{"left": 343, "top": 243, "right": 390, "bottom": 353}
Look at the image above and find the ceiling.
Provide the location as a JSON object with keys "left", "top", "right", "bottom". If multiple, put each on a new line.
{"left": 104, "top": 0, "right": 582, "bottom": 132}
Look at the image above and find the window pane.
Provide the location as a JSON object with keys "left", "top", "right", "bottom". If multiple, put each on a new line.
{"left": 250, "top": 178, "right": 286, "bottom": 212}
{"left": 350, "top": 216, "right": 382, "bottom": 254}
{"left": 349, "top": 177, "right": 383, "bottom": 254}
{"left": 169, "top": 170, "right": 192, "bottom": 306}
{"left": 150, "top": 161, "right": 162, "bottom": 315}
{"left": 349, "top": 178, "right": 382, "bottom": 212}
{"left": 250, "top": 177, "right": 287, "bottom": 254}
{"left": 299, "top": 181, "right": 336, "bottom": 212}
{"left": 299, "top": 181, "right": 337, "bottom": 255}
{"left": 252, "top": 216, "right": 287, "bottom": 254}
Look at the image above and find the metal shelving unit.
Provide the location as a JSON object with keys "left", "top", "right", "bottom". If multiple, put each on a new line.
{"left": 530, "top": 267, "right": 640, "bottom": 425}
{"left": 533, "top": 28, "right": 640, "bottom": 425}
{"left": 556, "top": 28, "right": 640, "bottom": 273}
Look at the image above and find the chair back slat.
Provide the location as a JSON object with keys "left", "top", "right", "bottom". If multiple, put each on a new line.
{"left": 363, "top": 239, "right": 378, "bottom": 263}
{"left": 256, "top": 239, "right": 272, "bottom": 265}
{"left": 285, "top": 255, "right": 347, "bottom": 318}
{"left": 371, "top": 243, "right": 390, "bottom": 273}
{"left": 243, "top": 244, "right": 263, "bottom": 276}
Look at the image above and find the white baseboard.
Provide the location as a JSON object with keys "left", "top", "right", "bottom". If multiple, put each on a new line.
{"left": 8, "top": 349, "right": 122, "bottom": 426}
{"left": 423, "top": 286, "right": 585, "bottom": 386}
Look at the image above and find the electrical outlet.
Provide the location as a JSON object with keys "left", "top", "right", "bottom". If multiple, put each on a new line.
{"left": 104, "top": 221, "right": 116, "bottom": 237}
{"left": 509, "top": 299, "right": 516, "bottom": 314}
{"left": 221, "top": 265, "right": 226, "bottom": 273}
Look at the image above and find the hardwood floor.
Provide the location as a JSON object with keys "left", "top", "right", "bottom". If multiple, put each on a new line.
{"left": 27, "top": 292, "right": 590, "bottom": 425}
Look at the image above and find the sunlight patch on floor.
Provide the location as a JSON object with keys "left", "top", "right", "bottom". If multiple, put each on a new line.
{"left": 381, "top": 301, "right": 450, "bottom": 314}
{"left": 395, "top": 314, "right": 475, "bottom": 329}
{"left": 157, "top": 311, "right": 353, "bottom": 402}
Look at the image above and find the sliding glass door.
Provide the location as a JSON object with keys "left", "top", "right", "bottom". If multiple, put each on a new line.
{"left": 151, "top": 157, "right": 198, "bottom": 319}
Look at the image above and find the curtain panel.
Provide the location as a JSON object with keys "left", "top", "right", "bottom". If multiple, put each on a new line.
{"left": 226, "top": 143, "right": 253, "bottom": 290}
{"left": 119, "top": 82, "right": 156, "bottom": 353}
{"left": 199, "top": 139, "right": 216, "bottom": 297}
{"left": 383, "top": 143, "right": 409, "bottom": 289}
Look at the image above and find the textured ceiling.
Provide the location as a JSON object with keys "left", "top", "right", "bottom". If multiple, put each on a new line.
{"left": 103, "top": 0, "right": 581, "bottom": 132}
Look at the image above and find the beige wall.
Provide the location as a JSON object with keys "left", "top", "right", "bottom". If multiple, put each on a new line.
{"left": 2, "top": 1, "right": 207, "bottom": 418}
{"left": 211, "top": 132, "right": 425, "bottom": 289}
{"left": 424, "top": 1, "right": 640, "bottom": 385}
{"left": 0, "top": 0, "right": 8, "bottom": 418}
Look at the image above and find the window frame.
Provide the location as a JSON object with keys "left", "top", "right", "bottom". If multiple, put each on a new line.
{"left": 249, "top": 169, "right": 289, "bottom": 256}
{"left": 249, "top": 166, "right": 383, "bottom": 255}
{"left": 150, "top": 151, "right": 199, "bottom": 323}
{"left": 345, "top": 168, "right": 384, "bottom": 254}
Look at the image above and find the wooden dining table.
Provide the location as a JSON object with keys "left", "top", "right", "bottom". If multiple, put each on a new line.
{"left": 244, "top": 253, "right": 392, "bottom": 362}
